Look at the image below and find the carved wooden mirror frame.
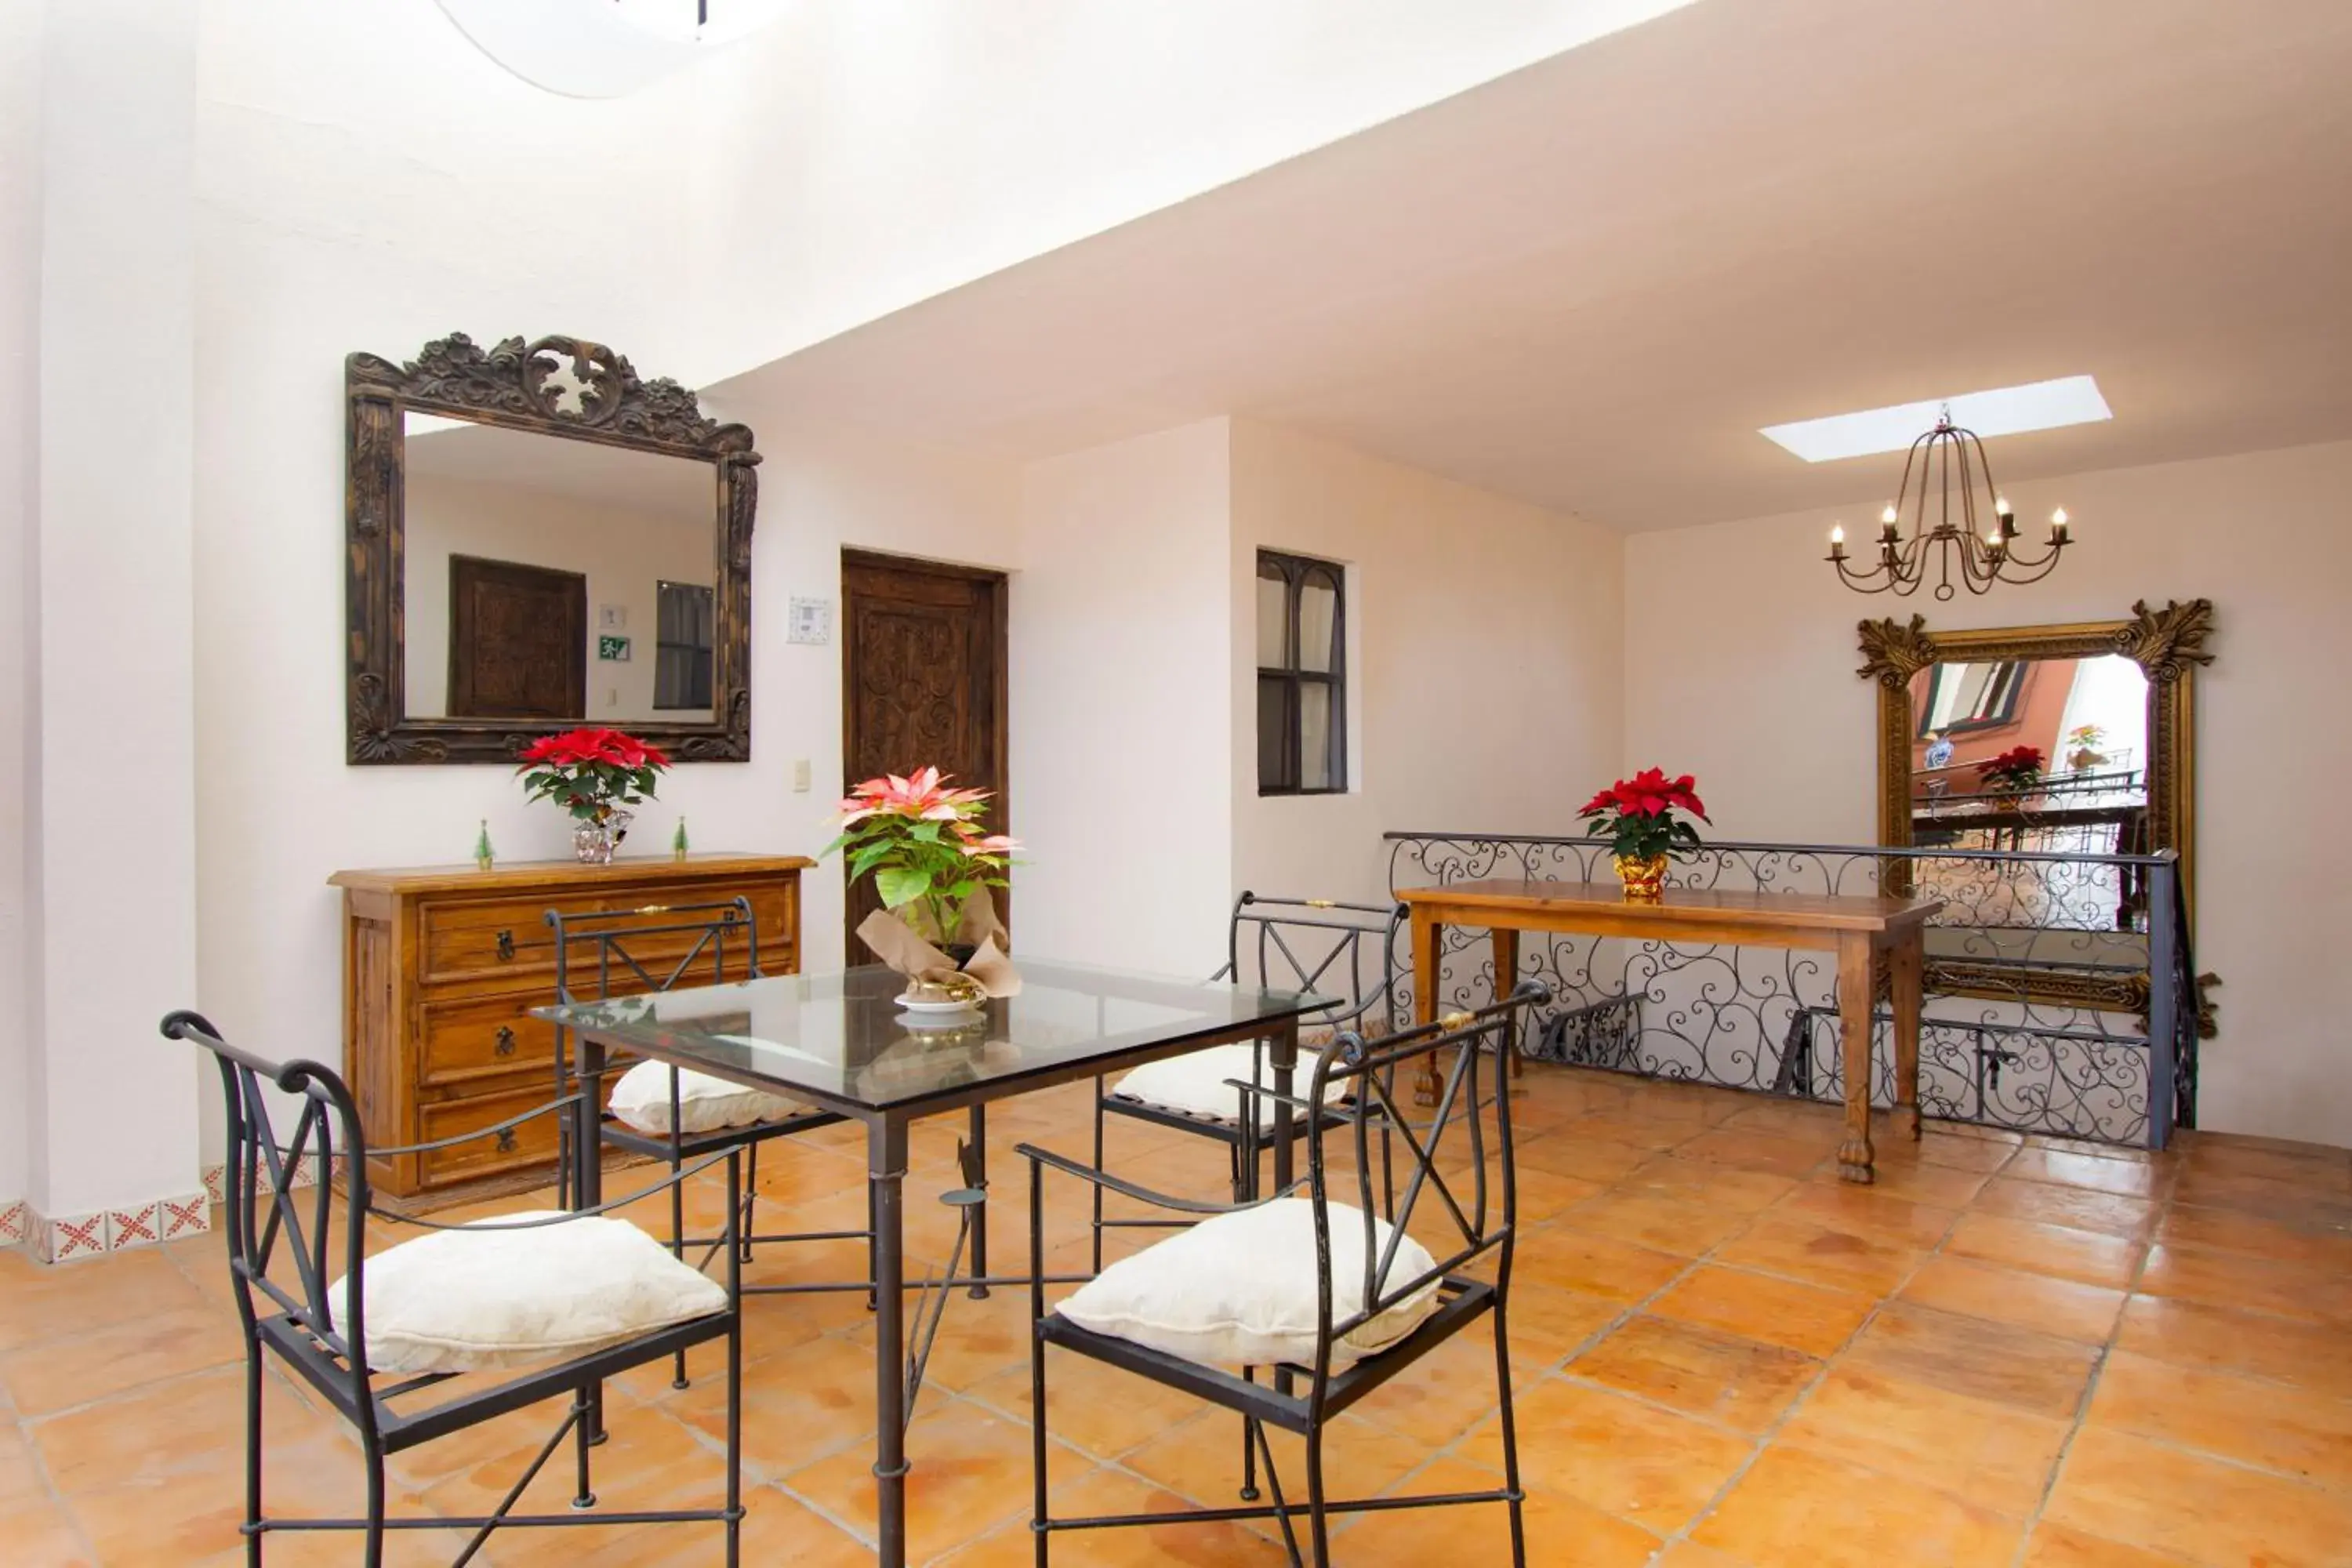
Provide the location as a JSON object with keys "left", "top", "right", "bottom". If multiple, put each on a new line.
{"left": 345, "top": 332, "right": 758, "bottom": 764}
{"left": 1859, "top": 599, "right": 2215, "bottom": 1014}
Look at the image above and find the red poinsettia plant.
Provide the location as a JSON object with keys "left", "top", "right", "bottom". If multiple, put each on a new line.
{"left": 821, "top": 767, "right": 1019, "bottom": 946}
{"left": 1975, "top": 744, "right": 2045, "bottom": 790}
{"left": 1578, "top": 768, "right": 1711, "bottom": 862}
{"left": 516, "top": 727, "right": 671, "bottom": 823}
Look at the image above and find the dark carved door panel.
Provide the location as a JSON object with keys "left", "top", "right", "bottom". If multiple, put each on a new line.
{"left": 841, "top": 550, "right": 1009, "bottom": 955}
{"left": 448, "top": 555, "right": 586, "bottom": 720}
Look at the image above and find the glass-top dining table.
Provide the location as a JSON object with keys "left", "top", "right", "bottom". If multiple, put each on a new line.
{"left": 536, "top": 960, "right": 1334, "bottom": 1567}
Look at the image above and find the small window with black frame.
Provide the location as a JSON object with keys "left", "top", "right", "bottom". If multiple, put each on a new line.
{"left": 653, "top": 579, "right": 715, "bottom": 711}
{"left": 1256, "top": 550, "right": 1347, "bottom": 794}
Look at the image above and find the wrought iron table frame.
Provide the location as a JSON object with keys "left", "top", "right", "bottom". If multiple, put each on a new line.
{"left": 548, "top": 967, "right": 1321, "bottom": 1568}
{"left": 1399, "top": 880, "right": 1943, "bottom": 1183}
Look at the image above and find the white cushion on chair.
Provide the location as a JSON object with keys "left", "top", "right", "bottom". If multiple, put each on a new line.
{"left": 1056, "top": 1197, "right": 1443, "bottom": 1368}
{"left": 326, "top": 1214, "right": 727, "bottom": 1374}
{"left": 608, "top": 1060, "right": 803, "bottom": 1134}
{"left": 1111, "top": 1044, "right": 1341, "bottom": 1131}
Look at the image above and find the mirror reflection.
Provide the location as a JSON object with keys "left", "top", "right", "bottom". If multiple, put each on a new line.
{"left": 401, "top": 412, "right": 718, "bottom": 724}
{"left": 1910, "top": 653, "right": 2147, "bottom": 823}
{"left": 1910, "top": 652, "right": 2151, "bottom": 945}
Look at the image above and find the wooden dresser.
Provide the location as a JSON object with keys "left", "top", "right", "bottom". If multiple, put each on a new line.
{"left": 330, "top": 853, "right": 812, "bottom": 1208}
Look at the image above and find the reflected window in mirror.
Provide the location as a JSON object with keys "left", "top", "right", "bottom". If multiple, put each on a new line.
{"left": 400, "top": 412, "right": 720, "bottom": 726}
{"left": 1917, "top": 660, "right": 2026, "bottom": 735}
{"left": 655, "top": 579, "right": 715, "bottom": 710}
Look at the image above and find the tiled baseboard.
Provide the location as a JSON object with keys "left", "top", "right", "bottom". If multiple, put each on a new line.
{"left": 8, "top": 1157, "right": 314, "bottom": 1264}
{"left": 15, "top": 1193, "right": 210, "bottom": 1263}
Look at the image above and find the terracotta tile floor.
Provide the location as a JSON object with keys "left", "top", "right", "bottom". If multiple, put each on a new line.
{"left": 6, "top": 1069, "right": 2352, "bottom": 1566}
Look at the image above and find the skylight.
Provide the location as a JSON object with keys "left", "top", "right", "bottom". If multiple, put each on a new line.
{"left": 1760, "top": 376, "right": 2112, "bottom": 463}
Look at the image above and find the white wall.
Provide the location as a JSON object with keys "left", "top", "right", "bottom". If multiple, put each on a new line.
{"left": 1229, "top": 420, "right": 1624, "bottom": 906}
{"left": 27, "top": 0, "right": 203, "bottom": 1219}
{"left": 402, "top": 472, "right": 715, "bottom": 723}
{"left": 0, "top": 0, "right": 44, "bottom": 1211}
{"left": 1012, "top": 419, "right": 1236, "bottom": 977}
{"left": 1625, "top": 440, "right": 2352, "bottom": 1145}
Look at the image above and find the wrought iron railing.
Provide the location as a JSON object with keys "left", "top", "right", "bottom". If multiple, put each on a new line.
{"left": 1384, "top": 833, "right": 2201, "bottom": 1149}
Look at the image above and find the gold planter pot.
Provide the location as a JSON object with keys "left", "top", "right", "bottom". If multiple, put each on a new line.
{"left": 1613, "top": 853, "right": 1668, "bottom": 902}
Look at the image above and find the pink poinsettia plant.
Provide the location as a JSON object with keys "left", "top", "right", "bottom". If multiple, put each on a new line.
{"left": 821, "top": 767, "right": 1019, "bottom": 946}
{"left": 1577, "top": 768, "right": 1711, "bottom": 862}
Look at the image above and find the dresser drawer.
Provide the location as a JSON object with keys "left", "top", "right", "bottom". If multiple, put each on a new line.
{"left": 419, "top": 901, "right": 561, "bottom": 983}
{"left": 419, "top": 884, "right": 793, "bottom": 986}
{"left": 418, "top": 1082, "right": 567, "bottom": 1189}
{"left": 418, "top": 992, "right": 562, "bottom": 1086}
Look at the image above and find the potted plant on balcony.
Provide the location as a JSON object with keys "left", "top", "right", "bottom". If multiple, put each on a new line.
{"left": 2063, "top": 725, "right": 2108, "bottom": 772}
{"left": 1976, "top": 744, "right": 2045, "bottom": 793}
{"left": 1578, "top": 768, "right": 1709, "bottom": 902}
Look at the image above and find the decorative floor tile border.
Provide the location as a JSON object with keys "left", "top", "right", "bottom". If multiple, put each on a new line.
{"left": 13, "top": 1186, "right": 217, "bottom": 1264}
{"left": 10, "top": 1156, "right": 309, "bottom": 1263}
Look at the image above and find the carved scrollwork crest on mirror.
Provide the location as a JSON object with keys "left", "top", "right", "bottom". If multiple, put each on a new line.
{"left": 1859, "top": 600, "right": 2216, "bottom": 1018}
{"left": 346, "top": 332, "right": 758, "bottom": 764}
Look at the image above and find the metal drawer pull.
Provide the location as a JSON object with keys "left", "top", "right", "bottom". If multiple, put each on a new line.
{"left": 494, "top": 1025, "right": 516, "bottom": 1056}
{"left": 495, "top": 1127, "right": 517, "bottom": 1154}
{"left": 495, "top": 930, "right": 515, "bottom": 960}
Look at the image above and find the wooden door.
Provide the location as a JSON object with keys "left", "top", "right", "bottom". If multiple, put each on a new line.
{"left": 840, "top": 550, "right": 1010, "bottom": 953}
{"left": 447, "top": 555, "right": 586, "bottom": 720}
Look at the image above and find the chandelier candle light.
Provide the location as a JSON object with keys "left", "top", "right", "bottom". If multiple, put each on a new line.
{"left": 1826, "top": 408, "right": 2072, "bottom": 599}
{"left": 1579, "top": 769, "right": 1710, "bottom": 902}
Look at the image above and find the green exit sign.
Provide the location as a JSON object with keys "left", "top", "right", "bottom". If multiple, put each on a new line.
{"left": 597, "top": 634, "right": 632, "bottom": 662}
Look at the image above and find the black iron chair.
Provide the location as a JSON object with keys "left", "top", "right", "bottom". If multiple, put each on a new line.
{"left": 546, "top": 900, "right": 878, "bottom": 1374}
{"left": 160, "top": 1010, "right": 742, "bottom": 1568}
{"left": 1024, "top": 981, "right": 1545, "bottom": 1566}
{"left": 1089, "top": 893, "right": 1406, "bottom": 1270}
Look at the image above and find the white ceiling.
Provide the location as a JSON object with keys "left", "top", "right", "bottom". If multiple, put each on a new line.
{"left": 710, "top": 0, "right": 2352, "bottom": 532}
{"left": 405, "top": 417, "right": 716, "bottom": 519}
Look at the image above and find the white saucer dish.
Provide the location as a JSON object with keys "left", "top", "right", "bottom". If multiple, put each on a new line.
{"left": 895, "top": 993, "right": 985, "bottom": 1015}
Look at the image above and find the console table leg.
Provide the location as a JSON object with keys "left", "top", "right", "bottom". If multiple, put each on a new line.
{"left": 1835, "top": 931, "right": 1877, "bottom": 1183}
{"left": 1412, "top": 908, "right": 1443, "bottom": 1108}
{"left": 1890, "top": 932, "right": 1924, "bottom": 1141}
{"left": 1491, "top": 926, "right": 1524, "bottom": 1088}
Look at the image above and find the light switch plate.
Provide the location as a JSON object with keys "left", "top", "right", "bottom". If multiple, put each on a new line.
{"left": 792, "top": 759, "right": 812, "bottom": 793}
{"left": 787, "top": 597, "right": 832, "bottom": 645}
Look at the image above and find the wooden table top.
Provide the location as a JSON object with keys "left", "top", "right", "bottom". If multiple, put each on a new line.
{"left": 1397, "top": 879, "right": 1944, "bottom": 933}
{"left": 328, "top": 851, "right": 815, "bottom": 895}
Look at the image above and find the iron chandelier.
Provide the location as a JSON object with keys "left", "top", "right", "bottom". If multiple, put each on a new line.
{"left": 1826, "top": 408, "right": 2072, "bottom": 598}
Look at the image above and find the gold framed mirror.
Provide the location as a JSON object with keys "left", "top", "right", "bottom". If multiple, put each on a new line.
{"left": 1858, "top": 600, "right": 2215, "bottom": 1013}
{"left": 345, "top": 332, "right": 758, "bottom": 764}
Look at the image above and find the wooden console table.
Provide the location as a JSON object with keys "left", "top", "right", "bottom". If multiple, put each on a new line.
{"left": 1397, "top": 879, "right": 1943, "bottom": 1183}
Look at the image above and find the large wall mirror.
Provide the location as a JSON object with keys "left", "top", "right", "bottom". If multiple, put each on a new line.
{"left": 346, "top": 333, "right": 758, "bottom": 763}
{"left": 1860, "top": 601, "right": 2216, "bottom": 1014}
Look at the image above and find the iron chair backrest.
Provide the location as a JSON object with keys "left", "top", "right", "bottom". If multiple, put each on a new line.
{"left": 1220, "top": 892, "right": 1407, "bottom": 1038}
{"left": 548, "top": 895, "right": 760, "bottom": 1005}
{"left": 1296, "top": 981, "right": 1546, "bottom": 1385}
{"left": 161, "top": 1011, "right": 384, "bottom": 1435}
